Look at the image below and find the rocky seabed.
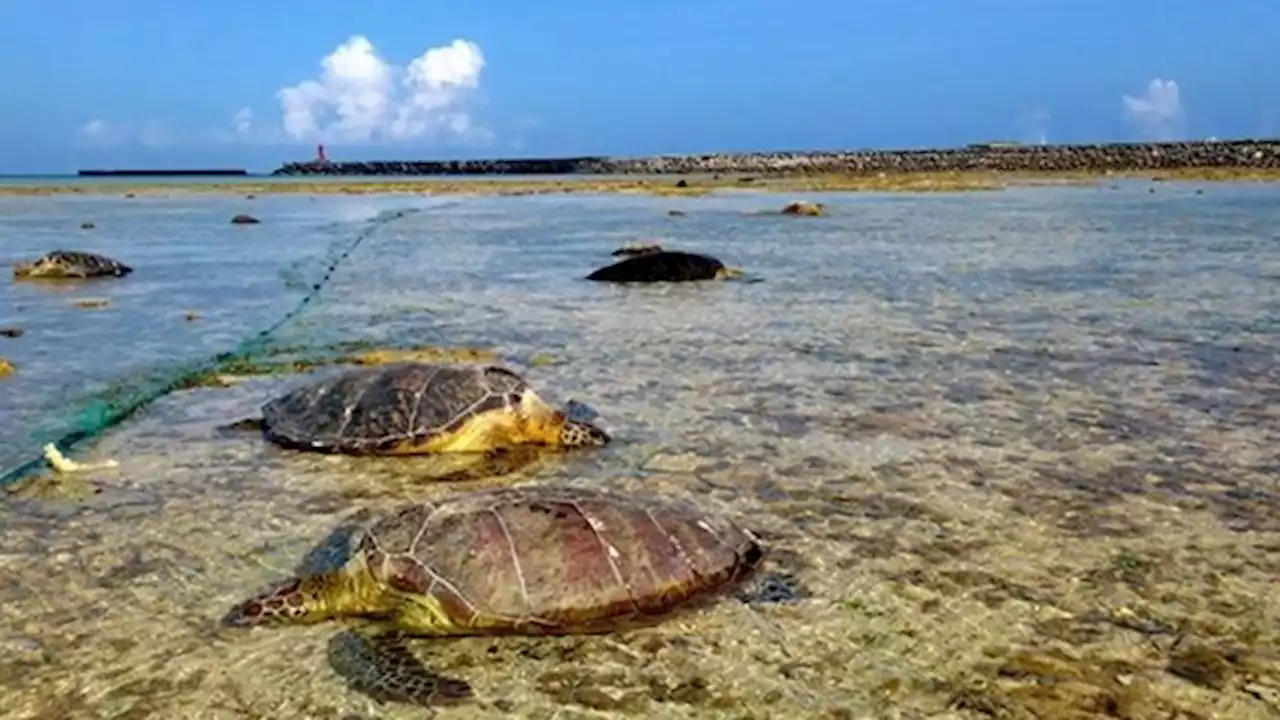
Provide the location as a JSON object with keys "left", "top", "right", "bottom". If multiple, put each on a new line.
{"left": 271, "top": 140, "right": 1280, "bottom": 177}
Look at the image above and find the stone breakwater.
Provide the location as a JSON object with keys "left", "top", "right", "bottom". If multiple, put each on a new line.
{"left": 271, "top": 139, "right": 1280, "bottom": 177}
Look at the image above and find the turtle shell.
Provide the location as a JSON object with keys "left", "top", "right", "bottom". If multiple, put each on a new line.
{"left": 357, "top": 485, "right": 763, "bottom": 633}
{"left": 586, "top": 251, "right": 727, "bottom": 283}
{"left": 15, "top": 250, "right": 133, "bottom": 279}
{"left": 260, "top": 362, "right": 529, "bottom": 454}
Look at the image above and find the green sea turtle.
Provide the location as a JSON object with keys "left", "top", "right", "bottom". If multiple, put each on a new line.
{"left": 228, "top": 361, "right": 610, "bottom": 455}
{"left": 12, "top": 250, "right": 133, "bottom": 280}
{"left": 611, "top": 242, "right": 665, "bottom": 258}
{"left": 779, "top": 200, "right": 825, "bottom": 216}
{"left": 586, "top": 250, "right": 744, "bottom": 283}
{"left": 220, "top": 484, "right": 765, "bottom": 706}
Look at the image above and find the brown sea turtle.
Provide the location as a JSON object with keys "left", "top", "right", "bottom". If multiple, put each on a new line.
{"left": 12, "top": 250, "right": 133, "bottom": 280}
{"left": 227, "top": 361, "right": 610, "bottom": 455}
{"left": 586, "top": 250, "right": 745, "bottom": 283}
{"left": 779, "top": 200, "right": 825, "bottom": 216}
{"left": 220, "top": 484, "right": 765, "bottom": 706}
{"left": 611, "top": 242, "right": 665, "bottom": 258}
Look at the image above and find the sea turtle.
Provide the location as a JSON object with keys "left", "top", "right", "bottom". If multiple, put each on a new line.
{"left": 586, "top": 250, "right": 745, "bottom": 283}
{"left": 779, "top": 200, "right": 825, "bottom": 216}
{"left": 220, "top": 484, "right": 765, "bottom": 706}
{"left": 611, "top": 242, "right": 665, "bottom": 258}
{"left": 12, "top": 250, "right": 133, "bottom": 280}
{"left": 228, "top": 361, "right": 611, "bottom": 455}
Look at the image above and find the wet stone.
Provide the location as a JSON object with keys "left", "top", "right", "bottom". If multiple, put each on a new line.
{"left": 642, "top": 452, "right": 710, "bottom": 473}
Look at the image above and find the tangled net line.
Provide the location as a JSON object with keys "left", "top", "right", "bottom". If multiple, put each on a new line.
{"left": 0, "top": 207, "right": 422, "bottom": 488}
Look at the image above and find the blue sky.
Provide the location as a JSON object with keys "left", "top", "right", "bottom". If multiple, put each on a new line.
{"left": 1, "top": 0, "right": 1276, "bottom": 173}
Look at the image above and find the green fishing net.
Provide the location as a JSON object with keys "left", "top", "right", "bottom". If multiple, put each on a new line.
{"left": 1, "top": 205, "right": 426, "bottom": 487}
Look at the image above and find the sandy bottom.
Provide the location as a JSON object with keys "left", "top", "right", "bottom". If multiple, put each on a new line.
{"left": 3, "top": 187, "right": 1280, "bottom": 719}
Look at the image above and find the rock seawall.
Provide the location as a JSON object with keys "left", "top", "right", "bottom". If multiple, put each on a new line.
{"left": 271, "top": 139, "right": 1280, "bottom": 177}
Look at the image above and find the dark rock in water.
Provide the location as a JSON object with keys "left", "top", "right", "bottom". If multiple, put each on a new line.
{"left": 80, "top": 221, "right": 96, "bottom": 230}
{"left": 231, "top": 214, "right": 261, "bottom": 225}
{"left": 0, "top": 327, "right": 22, "bottom": 338}
{"left": 611, "top": 242, "right": 665, "bottom": 258}
{"left": 12, "top": 250, "right": 133, "bottom": 280}
{"left": 667, "top": 210, "right": 686, "bottom": 217}
{"left": 586, "top": 250, "right": 743, "bottom": 283}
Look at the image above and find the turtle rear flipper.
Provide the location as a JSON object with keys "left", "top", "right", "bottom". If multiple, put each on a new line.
{"left": 735, "top": 570, "right": 810, "bottom": 605}
{"left": 328, "top": 626, "right": 473, "bottom": 707}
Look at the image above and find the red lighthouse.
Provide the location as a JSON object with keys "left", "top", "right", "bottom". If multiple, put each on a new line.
{"left": 316, "top": 144, "right": 328, "bottom": 163}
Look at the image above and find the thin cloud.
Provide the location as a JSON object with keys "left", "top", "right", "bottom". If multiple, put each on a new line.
{"left": 75, "top": 119, "right": 126, "bottom": 146}
{"left": 1122, "top": 78, "right": 1184, "bottom": 141}
{"left": 232, "top": 107, "right": 254, "bottom": 135}
{"left": 1017, "top": 107, "right": 1051, "bottom": 145}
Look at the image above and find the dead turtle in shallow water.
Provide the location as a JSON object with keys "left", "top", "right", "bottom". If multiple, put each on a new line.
{"left": 586, "top": 250, "right": 745, "bottom": 283}
{"left": 610, "top": 242, "right": 665, "bottom": 258}
{"left": 228, "top": 361, "right": 610, "bottom": 455}
{"left": 12, "top": 250, "right": 133, "bottom": 280}
{"left": 220, "top": 484, "right": 765, "bottom": 706}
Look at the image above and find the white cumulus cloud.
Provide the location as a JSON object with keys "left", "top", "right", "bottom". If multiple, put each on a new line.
{"left": 1122, "top": 78, "right": 1184, "bottom": 141}
{"left": 276, "top": 35, "right": 488, "bottom": 144}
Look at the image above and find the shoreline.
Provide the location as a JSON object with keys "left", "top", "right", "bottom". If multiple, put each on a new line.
{"left": 269, "top": 138, "right": 1280, "bottom": 177}
{"left": 2, "top": 167, "right": 1280, "bottom": 197}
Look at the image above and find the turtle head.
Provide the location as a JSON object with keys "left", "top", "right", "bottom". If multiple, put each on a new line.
{"left": 221, "top": 565, "right": 386, "bottom": 628}
{"left": 715, "top": 266, "right": 746, "bottom": 280}
{"left": 515, "top": 389, "right": 611, "bottom": 448}
{"left": 557, "top": 418, "right": 611, "bottom": 448}
{"left": 11, "top": 260, "right": 34, "bottom": 278}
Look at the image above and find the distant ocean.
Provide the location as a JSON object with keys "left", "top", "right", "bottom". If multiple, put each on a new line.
{"left": 0, "top": 173, "right": 572, "bottom": 186}
{"left": 0, "top": 173, "right": 652, "bottom": 187}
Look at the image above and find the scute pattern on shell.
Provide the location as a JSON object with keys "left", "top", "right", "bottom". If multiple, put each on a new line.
{"left": 260, "top": 363, "right": 526, "bottom": 454}
{"left": 16, "top": 250, "right": 133, "bottom": 278}
{"left": 585, "top": 251, "right": 728, "bottom": 283}
{"left": 358, "top": 485, "right": 763, "bottom": 633}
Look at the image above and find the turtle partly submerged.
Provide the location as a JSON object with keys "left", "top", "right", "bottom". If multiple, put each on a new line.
{"left": 586, "top": 250, "right": 744, "bottom": 283}
{"left": 220, "top": 484, "right": 765, "bottom": 706}
{"left": 610, "top": 242, "right": 665, "bottom": 258}
{"left": 13, "top": 250, "right": 133, "bottom": 280}
{"left": 229, "top": 361, "right": 610, "bottom": 455}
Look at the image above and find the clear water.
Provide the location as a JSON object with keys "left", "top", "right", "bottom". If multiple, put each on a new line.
{"left": 2, "top": 183, "right": 1279, "bottom": 718}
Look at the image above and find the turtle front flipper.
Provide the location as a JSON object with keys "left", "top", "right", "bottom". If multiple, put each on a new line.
{"left": 328, "top": 625, "right": 473, "bottom": 707}
{"left": 427, "top": 445, "right": 547, "bottom": 483}
{"left": 216, "top": 416, "right": 265, "bottom": 435}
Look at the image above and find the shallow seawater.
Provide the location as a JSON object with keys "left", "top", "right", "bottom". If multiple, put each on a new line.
{"left": 2, "top": 182, "right": 1280, "bottom": 719}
